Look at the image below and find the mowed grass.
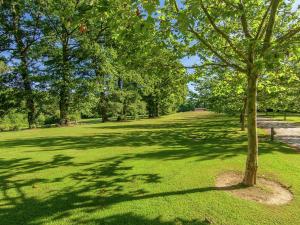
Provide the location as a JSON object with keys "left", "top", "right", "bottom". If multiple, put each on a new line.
{"left": 0, "top": 111, "right": 300, "bottom": 225}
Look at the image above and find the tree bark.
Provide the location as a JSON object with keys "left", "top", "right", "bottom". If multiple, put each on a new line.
{"left": 243, "top": 74, "right": 258, "bottom": 186}
{"left": 146, "top": 95, "right": 156, "bottom": 118}
{"left": 99, "top": 92, "right": 109, "bottom": 122}
{"left": 12, "top": 5, "right": 36, "bottom": 128}
{"left": 240, "top": 97, "right": 247, "bottom": 131}
{"left": 20, "top": 56, "right": 36, "bottom": 128}
{"left": 59, "top": 37, "right": 70, "bottom": 126}
{"left": 59, "top": 83, "right": 69, "bottom": 125}
{"left": 95, "top": 69, "right": 109, "bottom": 123}
{"left": 154, "top": 101, "right": 159, "bottom": 117}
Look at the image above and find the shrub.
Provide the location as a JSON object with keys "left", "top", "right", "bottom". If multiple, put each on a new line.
{"left": 0, "top": 112, "right": 27, "bottom": 131}
{"left": 44, "top": 115, "right": 60, "bottom": 125}
{"left": 69, "top": 113, "right": 81, "bottom": 123}
{"left": 36, "top": 113, "right": 46, "bottom": 126}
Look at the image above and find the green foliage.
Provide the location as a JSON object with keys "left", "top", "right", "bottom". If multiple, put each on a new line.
{"left": 0, "top": 111, "right": 27, "bottom": 131}
{"left": 0, "top": 0, "right": 188, "bottom": 128}
{"left": 178, "top": 91, "right": 202, "bottom": 112}
{"left": 44, "top": 114, "right": 60, "bottom": 125}
{"left": 192, "top": 71, "right": 247, "bottom": 114}
{"left": 1, "top": 0, "right": 298, "bottom": 131}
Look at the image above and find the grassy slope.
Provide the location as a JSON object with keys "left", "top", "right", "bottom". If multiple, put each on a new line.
{"left": 0, "top": 111, "right": 299, "bottom": 225}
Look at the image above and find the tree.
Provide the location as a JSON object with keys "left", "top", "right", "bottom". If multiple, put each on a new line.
{"left": 0, "top": 0, "right": 189, "bottom": 129}
{"left": 155, "top": 0, "right": 300, "bottom": 185}
{"left": 258, "top": 47, "right": 300, "bottom": 116}
{"left": 39, "top": 0, "right": 97, "bottom": 125}
{"left": 0, "top": 61, "right": 20, "bottom": 118}
{"left": 193, "top": 70, "right": 247, "bottom": 130}
{"left": 0, "top": 0, "right": 42, "bottom": 128}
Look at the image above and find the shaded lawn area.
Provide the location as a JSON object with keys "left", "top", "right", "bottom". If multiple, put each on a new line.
{"left": 0, "top": 111, "right": 300, "bottom": 225}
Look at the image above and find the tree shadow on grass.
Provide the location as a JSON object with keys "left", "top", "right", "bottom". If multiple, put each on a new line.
{"left": 0, "top": 114, "right": 298, "bottom": 224}
{"left": 76, "top": 213, "right": 212, "bottom": 225}
{"left": 0, "top": 118, "right": 296, "bottom": 159}
{"left": 0, "top": 151, "right": 249, "bottom": 225}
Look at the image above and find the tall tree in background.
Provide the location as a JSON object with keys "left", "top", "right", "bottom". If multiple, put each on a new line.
{"left": 258, "top": 48, "right": 300, "bottom": 116}
{"left": 0, "top": 61, "right": 20, "bottom": 118}
{"left": 40, "top": 0, "right": 95, "bottom": 125}
{"left": 193, "top": 70, "right": 247, "bottom": 130}
{"left": 0, "top": 0, "right": 42, "bottom": 128}
{"left": 0, "top": 0, "right": 191, "bottom": 129}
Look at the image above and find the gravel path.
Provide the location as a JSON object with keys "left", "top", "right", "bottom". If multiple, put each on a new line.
{"left": 257, "top": 118, "right": 300, "bottom": 149}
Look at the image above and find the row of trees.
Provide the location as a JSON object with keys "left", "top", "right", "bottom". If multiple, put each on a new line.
{"left": 192, "top": 53, "right": 299, "bottom": 129}
{"left": 1, "top": 0, "right": 299, "bottom": 187}
{"left": 141, "top": 0, "right": 299, "bottom": 186}
{"left": 0, "top": 0, "right": 188, "bottom": 129}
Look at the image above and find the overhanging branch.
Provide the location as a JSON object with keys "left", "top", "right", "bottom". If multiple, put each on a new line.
{"left": 276, "top": 26, "right": 300, "bottom": 44}
{"left": 188, "top": 26, "right": 246, "bottom": 73}
{"left": 199, "top": 0, "right": 248, "bottom": 62}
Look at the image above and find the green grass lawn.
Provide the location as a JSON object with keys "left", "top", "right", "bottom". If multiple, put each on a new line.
{"left": 1, "top": 111, "right": 300, "bottom": 225}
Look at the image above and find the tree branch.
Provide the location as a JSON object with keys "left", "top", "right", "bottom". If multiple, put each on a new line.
{"left": 276, "top": 26, "right": 300, "bottom": 44}
{"left": 0, "top": 47, "right": 16, "bottom": 52}
{"left": 239, "top": 0, "right": 252, "bottom": 38}
{"left": 262, "top": 0, "right": 280, "bottom": 52}
{"left": 184, "top": 63, "right": 228, "bottom": 69}
{"left": 188, "top": 26, "right": 246, "bottom": 73}
{"left": 254, "top": 1, "right": 272, "bottom": 40}
{"left": 199, "top": 0, "right": 248, "bottom": 62}
{"left": 172, "top": 0, "right": 179, "bottom": 13}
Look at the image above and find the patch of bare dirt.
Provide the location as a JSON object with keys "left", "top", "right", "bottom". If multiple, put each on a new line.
{"left": 215, "top": 171, "right": 293, "bottom": 205}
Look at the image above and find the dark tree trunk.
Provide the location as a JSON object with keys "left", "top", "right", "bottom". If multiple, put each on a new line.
{"left": 59, "top": 38, "right": 70, "bottom": 126}
{"left": 99, "top": 92, "right": 109, "bottom": 123}
{"left": 243, "top": 73, "right": 258, "bottom": 186}
{"left": 146, "top": 95, "right": 159, "bottom": 118}
{"left": 240, "top": 97, "right": 247, "bottom": 131}
{"left": 59, "top": 84, "right": 69, "bottom": 125}
{"left": 154, "top": 101, "right": 159, "bottom": 117}
{"left": 94, "top": 65, "right": 109, "bottom": 123}
{"left": 118, "top": 78, "right": 123, "bottom": 89}
{"left": 122, "top": 99, "right": 128, "bottom": 120}
{"left": 148, "top": 108, "right": 155, "bottom": 118}
{"left": 20, "top": 56, "right": 36, "bottom": 128}
{"left": 12, "top": 6, "right": 36, "bottom": 128}
{"left": 16, "top": 37, "right": 36, "bottom": 129}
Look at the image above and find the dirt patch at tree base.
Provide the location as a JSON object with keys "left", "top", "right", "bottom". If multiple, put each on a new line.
{"left": 215, "top": 171, "right": 293, "bottom": 205}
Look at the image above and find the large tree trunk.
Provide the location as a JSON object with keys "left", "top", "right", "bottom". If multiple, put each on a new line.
{"left": 240, "top": 97, "right": 247, "bottom": 131}
{"left": 95, "top": 66, "right": 109, "bottom": 123}
{"left": 59, "top": 38, "right": 70, "bottom": 126}
{"left": 12, "top": 7, "right": 36, "bottom": 128}
{"left": 59, "top": 84, "right": 69, "bottom": 125}
{"left": 243, "top": 74, "right": 258, "bottom": 186}
{"left": 99, "top": 92, "right": 109, "bottom": 123}
{"left": 20, "top": 57, "right": 36, "bottom": 129}
{"left": 146, "top": 95, "right": 156, "bottom": 118}
{"left": 154, "top": 101, "right": 159, "bottom": 117}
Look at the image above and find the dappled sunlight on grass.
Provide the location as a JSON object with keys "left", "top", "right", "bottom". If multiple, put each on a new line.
{"left": 0, "top": 112, "right": 300, "bottom": 225}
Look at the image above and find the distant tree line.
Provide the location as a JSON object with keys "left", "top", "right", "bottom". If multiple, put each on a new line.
{"left": 0, "top": 0, "right": 188, "bottom": 130}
